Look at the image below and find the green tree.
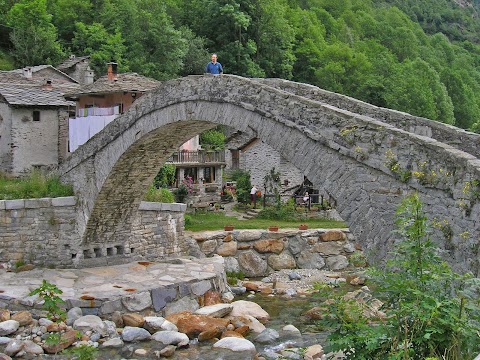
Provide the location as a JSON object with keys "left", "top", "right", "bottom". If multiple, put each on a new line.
{"left": 7, "top": 0, "right": 64, "bottom": 66}
{"left": 72, "top": 22, "right": 127, "bottom": 76}
{"left": 200, "top": 128, "right": 225, "bottom": 150}
{"left": 47, "top": 0, "right": 93, "bottom": 43}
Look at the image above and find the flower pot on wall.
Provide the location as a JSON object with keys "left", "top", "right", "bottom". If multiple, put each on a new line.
{"left": 224, "top": 225, "right": 234, "bottom": 231}
{"left": 299, "top": 224, "right": 308, "bottom": 230}
{"left": 268, "top": 226, "right": 279, "bottom": 232}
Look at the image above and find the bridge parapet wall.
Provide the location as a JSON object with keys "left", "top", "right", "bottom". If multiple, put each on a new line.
{"left": 257, "top": 78, "right": 480, "bottom": 159}
{"left": 0, "top": 198, "right": 187, "bottom": 268}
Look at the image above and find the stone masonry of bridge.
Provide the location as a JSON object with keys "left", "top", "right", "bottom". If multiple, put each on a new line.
{"left": 57, "top": 75, "right": 480, "bottom": 273}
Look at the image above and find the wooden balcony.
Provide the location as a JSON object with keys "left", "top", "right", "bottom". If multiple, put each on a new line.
{"left": 166, "top": 150, "right": 225, "bottom": 164}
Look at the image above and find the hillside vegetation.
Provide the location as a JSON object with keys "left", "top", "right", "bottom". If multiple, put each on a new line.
{"left": 0, "top": 0, "right": 479, "bottom": 131}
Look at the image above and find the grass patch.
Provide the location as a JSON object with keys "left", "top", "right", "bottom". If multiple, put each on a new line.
{"left": 184, "top": 211, "right": 346, "bottom": 231}
{"left": 0, "top": 171, "right": 74, "bottom": 200}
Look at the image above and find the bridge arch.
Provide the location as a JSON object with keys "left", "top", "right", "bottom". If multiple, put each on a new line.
{"left": 59, "top": 75, "right": 480, "bottom": 272}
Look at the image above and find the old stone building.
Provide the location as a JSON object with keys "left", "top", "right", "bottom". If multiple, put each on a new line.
{"left": 225, "top": 128, "right": 305, "bottom": 199}
{"left": 0, "top": 68, "right": 79, "bottom": 175}
{"left": 56, "top": 55, "right": 95, "bottom": 85}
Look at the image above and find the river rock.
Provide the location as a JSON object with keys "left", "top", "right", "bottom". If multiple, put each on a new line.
{"left": 238, "top": 251, "right": 268, "bottom": 277}
{"left": 134, "top": 348, "right": 148, "bottom": 357}
{"left": 0, "top": 310, "right": 10, "bottom": 322}
{"left": 326, "top": 255, "right": 349, "bottom": 270}
{"left": 229, "top": 315, "right": 265, "bottom": 334}
{"left": 0, "top": 354, "right": 12, "bottom": 360}
{"left": 176, "top": 314, "right": 229, "bottom": 339}
{"left": 230, "top": 286, "right": 247, "bottom": 295}
{"left": 152, "top": 331, "right": 189, "bottom": 347}
{"left": 101, "top": 338, "right": 124, "bottom": 348}
{"left": 158, "top": 345, "right": 176, "bottom": 357}
{"left": 121, "top": 327, "right": 151, "bottom": 342}
{"left": 204, "top": 290, "right": 222, "bottom": 306}
{"left": 73, "top": 315, "right": 107, "bottom": 336}
{"left": 5, "top": 340, "right": 23, "bottom": 357}
{"left": 304, "top": 344, "right": 324, "bottom": 360}
{"left": 217, "top": 241, "right": 237, "bottom": 256}
{"left": 222, "top": 292, "right": 235, "bottom": 302}
{"left": 229, "top": 300, "right": 270, "bottom": 322}
{"left": 194, "top": 304, "right": 233, "bottom": 318}
{"left": 288, "top": 272, "right": 302, "bottom": 280}
{"left": 10, "top": 311, "right": 33, "bottom": 326}
{"left": 122, "top": 313, "right": 145, "bottom": 327}
{"left": 121, "top": 291, "right": 152, "bottom": 312}
{"left": 0, "top": 320, "right": 19, "bottom": 336}
{"left": 143, "top": 316, "right": 166, "bottom": 333}
{"left": 267, "top": 252, "right": 296, "bottom": 270}
{"left": 221, "top": 330, "right": 244, "bottom": 339}
{"left": 66, "top": 307, "right": 83, "bottom": 326}
{"left": 103, "top": 320, "right": 118, "bottom": 337}
{"left": 0, "top": 337, "right": 11, "bottom": 345}
{"left": 304, "top": 306, "right": 327, "bottom": 320}
{"left": 213, "top": 337, "right": 256, "bottom": 354}
{"left": 198, "top": 327, "right": 222, "bottom": 341}
{"left": 253, "top": 239, "right": 284, "bottom": 254}
{"left": 22, "top": 340, "right": 43, "bottom": 355}
{"left": 42, "top": 329, "right": 77, "bottom": 354}
{"left": 296, "top": 251, "right": 325, "bottom": 269}
{"left": 254, "top": 328, "right": 279, "bottom": 344}
{"left": 282, "top": 324, "right": 301, "bottom": 335}
{"left": 38, "top": 318, "right": 53, "bottom": 327}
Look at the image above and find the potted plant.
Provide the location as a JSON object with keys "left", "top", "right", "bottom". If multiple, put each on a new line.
{"left": 268, "top": 225, "right": 279, "bottom": 232}
{"left": 299, "top": 224, "right": 308, "bottom": 230}
{"left": 224, "top": 225, "right": 234, "bottom": 231}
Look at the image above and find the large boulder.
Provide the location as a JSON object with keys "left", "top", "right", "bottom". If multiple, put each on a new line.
{"left": 175, "top": 313, "right": 229, "bottom": 339}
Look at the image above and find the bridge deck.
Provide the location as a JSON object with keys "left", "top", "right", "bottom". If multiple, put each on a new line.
{"left": 0, "top": 257, "right": 226, "bottom": 316}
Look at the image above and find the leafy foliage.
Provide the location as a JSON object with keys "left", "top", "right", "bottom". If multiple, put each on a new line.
{"left": 153, "top": 164, "right": 176, "bottom": 189}
{"left": 200, "top": 128, "right": 225, "bottom": 150}
{"left": 144, "top": 185, "right": 174, "bottom": 203}
{"left": 319, "top": 193, "right": 480, "bottom": 359}
{"left": 29, "top": 279, "right": 66, "bottom": 322}
{"left": 229, "top": 169, "right": 251, "bottom": 204}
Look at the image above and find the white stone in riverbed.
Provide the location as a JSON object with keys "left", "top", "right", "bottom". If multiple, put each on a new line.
{"left": 143, "top": 316, "right": 165, "bottom": 333}
{"left": 151, "top": 331, "right": 189, "bottom": 347}
{"left": 254, "top": 328, "right": 279, "bottom": 344}
{"left": 73, "top": 315, "right": 107, "bottom": 336}
{"left": 0, "top": 336, "right": 12, "bottom": 345}
{"left": 0, "top": 320, "right": 20, "bottom": 336}
{"left": 134, "top": 348, "right": 148, "bottom": 357}
{"left": 213, "top": 337, "right": 256, "bottom": 354}
{"left": 229, "top": 300, "right": 270, "bottom": 322}
{"left": 5, "top": 339, "right": 23, "bottom": 356}
{"left": 194, "top": 303, "right": 233, "bottom": 318}
{"left": 282, "top": 324, "right": 301, "bottom": 335}
{"left": 101, "top": 338, "right": 124, "bottom": 348}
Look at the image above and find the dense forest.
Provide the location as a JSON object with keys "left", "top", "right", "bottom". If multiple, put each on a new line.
{"left": 0, "top": 0, "right": 479, "bottom": 132}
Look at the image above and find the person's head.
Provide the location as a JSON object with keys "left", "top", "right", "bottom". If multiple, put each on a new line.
{"left": 305, "top": 192, "right": 309, "bottom": 195}
{"left": 211, "top": 54, "right": 218, "bottom": 63}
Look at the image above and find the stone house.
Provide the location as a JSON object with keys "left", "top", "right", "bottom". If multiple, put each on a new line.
{"left": 0, "top": 68, "right": 79, "bottom": 176}
{"left": 225, "top": 129, "right": 306, "bottom": 200}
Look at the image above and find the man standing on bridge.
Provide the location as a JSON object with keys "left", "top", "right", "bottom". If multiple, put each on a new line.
{"left": 205, "top": 53, "right": 223, "bottom": 75}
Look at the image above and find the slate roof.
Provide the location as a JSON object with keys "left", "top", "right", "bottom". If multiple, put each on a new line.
{"left": 0, "top": 83, "right": 76, "bottom": 107}
{"left": 0, "top": 71, "right": 33, "bottom": 85}
{"left": 65, "top": 72, "right": 161, "bottom": 98}
{"left": 57, "top": 55, "right": 90, "bottom": 71}
{"left": 10, "top": 65, "right": 79, "bottom": 84}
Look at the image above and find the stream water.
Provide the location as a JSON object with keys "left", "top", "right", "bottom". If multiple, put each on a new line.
{"left": 95, "top": 293, "right": 330, "bottom": 360}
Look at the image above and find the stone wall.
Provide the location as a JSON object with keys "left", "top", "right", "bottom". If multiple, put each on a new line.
{"left": 189, "top": 228, "right": 360, "bottom": 277}
{"left": 0, "top": 102, "right": 13, "bottom": 173}
{"left": 0, "top": 198, "right": 188, "bottom": 268}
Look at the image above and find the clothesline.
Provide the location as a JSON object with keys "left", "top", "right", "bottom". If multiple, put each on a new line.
{"left": 76, "top": 105, "right": 121, "bottom": 117}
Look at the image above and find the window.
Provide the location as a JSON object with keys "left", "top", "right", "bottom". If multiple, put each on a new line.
{"left": 231, "top": 150, "right": 240, "bottom": 169}
{"left": 204, "top": 167, "right": 216, "bottom": 183}
{"left": 33, "top": 111, "right": 40, "bottom": 122}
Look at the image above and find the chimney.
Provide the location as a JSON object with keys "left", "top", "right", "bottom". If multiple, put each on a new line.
{"left": 84, "top": 67, "right": 95, "bottom": 85}
{"left": 23, "top": 67, "right": 32, "bottom": 79}
{"left": 107, "top": 62, "right": 118, "bottom": 81}
{"left": 42, "top": 79, "right": 53, "bottom": 90}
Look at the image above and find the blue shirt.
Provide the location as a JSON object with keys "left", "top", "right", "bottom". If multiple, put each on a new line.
{"left": 205, "top": 61, "right": 223, "bottom": 74}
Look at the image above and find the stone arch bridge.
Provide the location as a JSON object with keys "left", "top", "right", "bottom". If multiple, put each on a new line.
{"left": 58, "top": 75, "right": 480, "bottom": 272}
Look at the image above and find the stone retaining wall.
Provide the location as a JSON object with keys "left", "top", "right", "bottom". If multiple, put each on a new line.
{"left": 190, "top": 228, "right": 360, "bottom": 277}
{"left": 0, "top": 198, "right": 188, "bottom": 268}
